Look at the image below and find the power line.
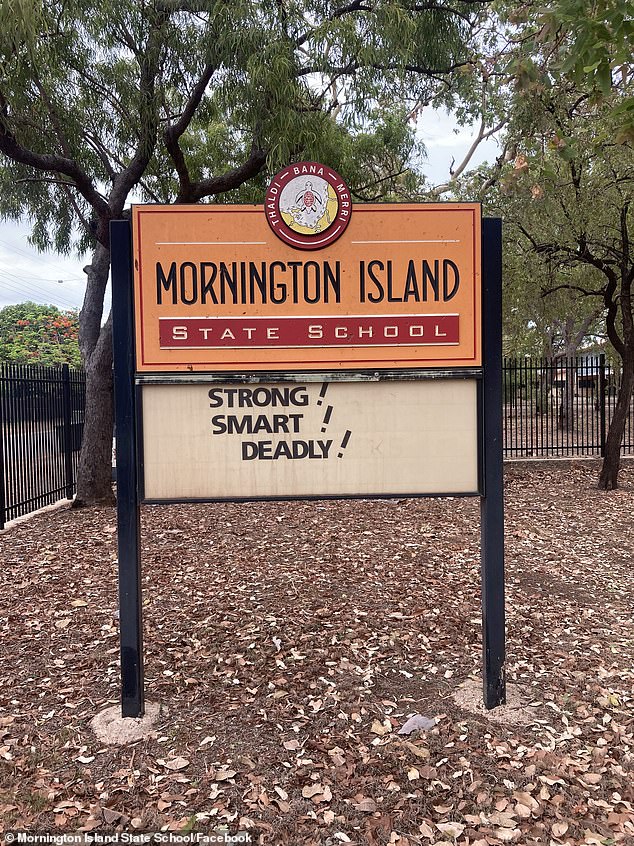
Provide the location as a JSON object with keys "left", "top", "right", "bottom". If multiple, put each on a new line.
{"left": 0, "top": 236, "right": 87, "bottom": 282}
{"left": 0, "top": 280, "right": 78, "bottom": 310}
{"left": 0, "top": 275, "right": 81, "bottom": 310}
{"left": 1, "top": 263, "right": 82, "bottom": 292}
{"left": 1, "top": 268, "right": 82, "bottom": 306}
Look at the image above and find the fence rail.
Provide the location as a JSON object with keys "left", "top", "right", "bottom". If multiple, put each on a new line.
{"left": 503, "top": 354, "right": 634, "bottom": 458}
{"left": 0, "top": 363, "right": 85, "bottom": 528}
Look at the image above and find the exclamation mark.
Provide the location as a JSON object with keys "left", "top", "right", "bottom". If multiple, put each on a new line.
{"left": 338, "top": 430, "right": 352, "bottom": 458}
{"left": 321, "top": 406, "right": 333, "bottom": 432}
{"left": 317, "top": 383, "right": 328, "bottom": 405}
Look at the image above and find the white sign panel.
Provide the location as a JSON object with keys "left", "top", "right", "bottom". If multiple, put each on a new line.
{"left": 141, "top": 380, "right": 479, "bottom": 500}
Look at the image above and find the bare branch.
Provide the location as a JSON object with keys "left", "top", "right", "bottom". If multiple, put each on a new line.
{"left": 541, "top": 283, "right": 603, "bottom": 298}
{"left": 430, "top": 118, "right": 505, "bottom": 197}
{"left": 109, "top": 12, "right": 169, "bottom": 212}
{"left": 84, "top": 133, "right": 117, "bottom": 181}
{"left": 168, "top": 62, "right": 216, "bottom": 140}
{"left": 351, "top": 167, "right": 410, "bottom": 200}
{"left": 178, "top": 142, "right": 267, "bottom": 203}
{"left": 164, "top": 62, "right": 216, "bottom": 199}
{"left": 33, "top": 76, "right": 73, "bottom": 159}
{"left": 332, "top": 0, "right": 372, "bottom": 18}
{"left": 0, "top": 92, "right": 111, "bottom": 231}
{"left": 295, "top": 1, "right": 372, "bottom": 48}
{"left": 573, "top": 307, "right": 603, "bottom": 349}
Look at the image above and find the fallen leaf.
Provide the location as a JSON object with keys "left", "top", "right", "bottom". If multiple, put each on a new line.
{"left": 302, "top": 783, "right": 332, "bottom": 802}
{"left": 400, "top": 740, "right": 430, "bottom": 759}
{"left": 158, "top": 757, "right": 189, "bottom": 771}
{"left": 353, "top": 797, "right": 377, "bottom": 812}
{"left": 419, "top": 821, "right": 434, "bottom": 839}
{"left": 436, "top": 822, "right": 465, "bottom": 838}
{"left": 398, "top": 715, "right": 436, "bottom": 734}
{"left": 552, "top": 821, "right": 569, "bottom": 838}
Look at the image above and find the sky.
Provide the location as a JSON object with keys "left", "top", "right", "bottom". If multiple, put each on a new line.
{"left": 0, "top": 110, "right": 499, "bottom": 315}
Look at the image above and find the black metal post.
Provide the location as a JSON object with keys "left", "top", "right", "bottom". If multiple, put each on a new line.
{"left": 480, "top": 217, "right": 506, "bottom": 709}
{"left": 599, "top": 354, "right": 607, "bottom": 457}
{"left": 111, "top": 219, "right": 145, "bottom": 718}
{"left": 62, "top": 364, "right": 74, "bottom": 500}
{"left": 0, "top": 364, "right": 5, "bottom": 530}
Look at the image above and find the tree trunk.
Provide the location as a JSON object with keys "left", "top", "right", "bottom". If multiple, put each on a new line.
{"left": 74, "top": 244, "right": 115, "bottom": 506}
{"left": 598, "top": 357, "right": 634, "bottom": 490}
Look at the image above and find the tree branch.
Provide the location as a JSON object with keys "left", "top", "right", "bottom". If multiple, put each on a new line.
{"left": 164, "top": 61, "right": 216, "bottom": 200}
{"left": 15, "top": 175, "right": 97, "bottom": 238}
{"left": 33, "top": 76, "right": 73, "bottom": 159}
{"left": 179, "top": 142, "right": 267, "bottom": 203}
{"left": 573, "top": 307, "right": 603, "bottom": 350}
{"left": 621, "top": 200, "right": 630, "bottom": 275}
{"left": 109, "top": 10, "right": 169, "bottom": 212}
{"left": 0, "top": 92, "right": 111, "bottom": 230}
{"left": 351, "top": 167, "right": 409, "bottom": 200}
{"left": 541, "top": 283, "right": 602, "bottom": 298}
{"left": 431, "top": 117, "right": 505, "bottom": 197}
{"left": 84, "top": 132, "right": 117, "bottom": 181}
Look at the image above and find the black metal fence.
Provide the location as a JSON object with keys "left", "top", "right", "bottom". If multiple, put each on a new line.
{"left": 503, "top": 354, "right": 634, "bottom": 458}
{"left": 0, "top": 363, "right": 85, "bottom": 528}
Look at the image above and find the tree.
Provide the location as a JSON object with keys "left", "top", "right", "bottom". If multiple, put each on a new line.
{"left": 501, "top": 241, "right": 604, "bottom": 359}
{"left": 0, "top": 301, "right": 81, "bottom": 366}
{"left": 0, "top": 0, "right": 487, "bottom": 505}
{"left": 537, "top": 0, "right": 634, "bottom": 142}
{"left": 431, "top": 0, "right": 632, "bottom": 482}
{"left": 475, "top": 75, "right": 632, "bottom": 485}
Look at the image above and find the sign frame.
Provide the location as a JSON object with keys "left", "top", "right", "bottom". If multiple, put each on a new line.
{"left": 111, "top": 213, "right": 504, "bottom": 718}
{"left": 135, "top": 372, "right": 482, "bottom": 504}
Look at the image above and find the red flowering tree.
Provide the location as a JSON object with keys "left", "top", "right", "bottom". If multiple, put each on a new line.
{"left": 0, "top": 301, "right": 81, "bottom": 366}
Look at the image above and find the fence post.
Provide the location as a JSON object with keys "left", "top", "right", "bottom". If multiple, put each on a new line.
{"left": 62, "top": 364, "right": 74, "bottom": 500}
{"left": 599, "top": 354, "right": 607, "bottom": 457}
{"left": 0, "top": 364, "right": 5, "bottom": 530}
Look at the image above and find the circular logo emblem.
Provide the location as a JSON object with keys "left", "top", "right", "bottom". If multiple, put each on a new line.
{"left": 265, "top": 162, "right": 352, "bottom": 250}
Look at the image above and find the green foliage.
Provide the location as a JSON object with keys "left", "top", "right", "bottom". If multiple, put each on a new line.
{"left": 436, "top": 0, "right": 634, "bottom": 356}
{"left": 505, "top": 0, "right": 634, "bottom": 142}
{"left": 472, "top": 74, "right": 633, "bottom": 354}
{"left": 540, "top": 0, "right": 633, "bottom": 91}
{"left": 0, "top": 0, "right": 485, "bottom": 501}
{"left": 0, "top": 301, "right": 81, "bottom": 366}
{"left": 0, "top": 0, "right": 480, "bottom": 255}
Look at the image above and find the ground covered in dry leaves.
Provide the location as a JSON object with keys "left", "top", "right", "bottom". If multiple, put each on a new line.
{"left": 1, "top": 462, "right": 634, "bottom": 846}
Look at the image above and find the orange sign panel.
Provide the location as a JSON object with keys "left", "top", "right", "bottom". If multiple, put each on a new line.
{"left": 132, "top": 204, "right": 481, "bottom": 372}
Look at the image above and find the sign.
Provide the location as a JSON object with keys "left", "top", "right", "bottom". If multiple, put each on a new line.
{"left": 140, "top": 380, "right": 479, "bottom": 500}
{"left": 132, "top": 202, "right": 481, "bottom": 372}
{"left": 112, "top": 188, "right": 505, "bottom": 720}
